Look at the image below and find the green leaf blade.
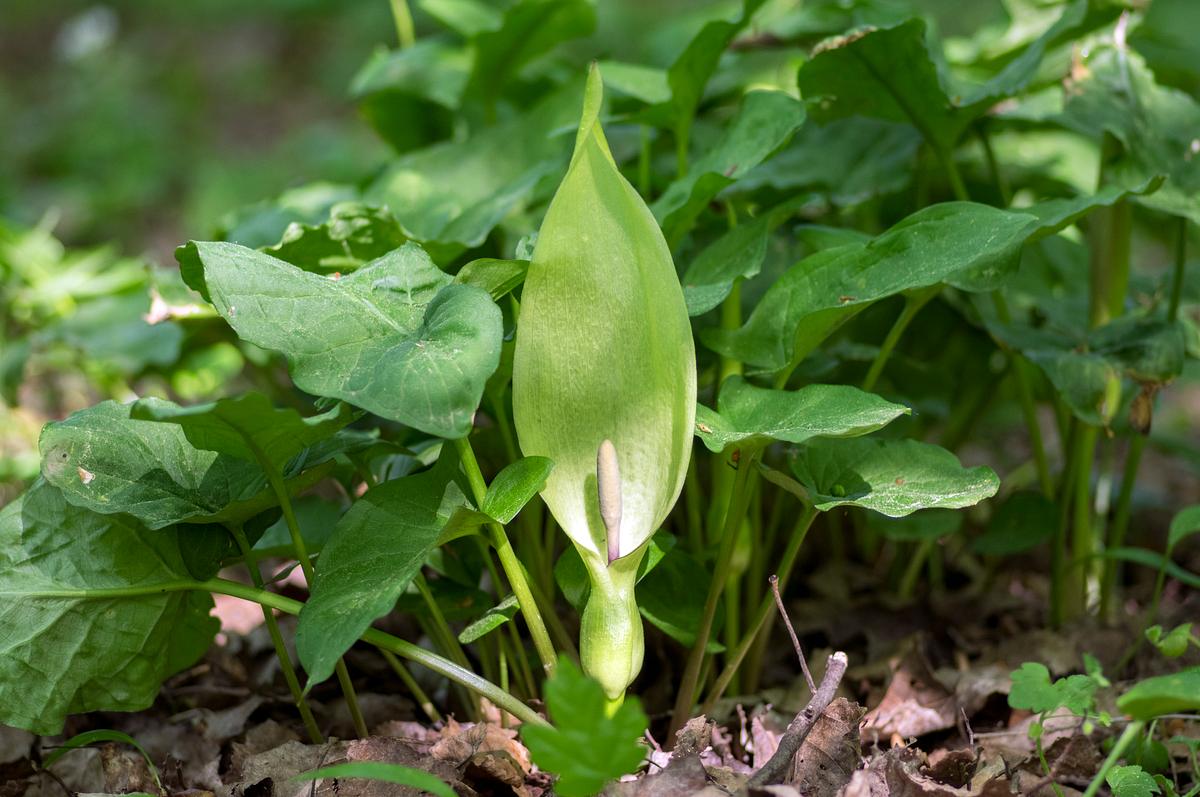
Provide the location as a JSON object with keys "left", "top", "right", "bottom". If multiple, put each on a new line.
{"left": 188, "top": 240, "right": 503, "bottom": 438}
{"left": 790, "top": 437, "right": 1000, "bottom": 517}
{"left": 297, "top": 455, "right": 468, "bottom": 687}
{"left": 293, "top": 762, "right": 456, "bottom": 797}
{"left": 695, "top": 376, "right": 910, "bottom": 453}
{"left": 481, "top": 456, "right": 554, "bottom": 524}
{"left": 520, "top": 657, "right": 648, "bottom": 797}
{"left": 0, "top": 481, "right": 216, "bottom": 734}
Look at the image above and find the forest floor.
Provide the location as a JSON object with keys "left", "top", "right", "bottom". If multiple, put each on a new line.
{"left": 2, "top": 556, "right": 1198, "bottom": 797}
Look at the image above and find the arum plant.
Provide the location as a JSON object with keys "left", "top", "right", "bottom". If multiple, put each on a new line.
{"left": 513, "top": 64, "right": 697, "bottom": 701}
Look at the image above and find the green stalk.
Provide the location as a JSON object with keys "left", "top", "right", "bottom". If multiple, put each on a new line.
{"left": 684, "top": 454, "right": 704, "bottom": 553}
{"left": 976, "top": 122, "right": 1012, "bottom": 206}
{"left": 38, "top": 578, "right": 547, "bottom": 728}
{"left": 1168, "top": 217, "right": 1188, "bottom": 321}
{"left": 209, "top": 579, "right": 547, "bottom": 728}
{"left": 1109, "top": 219, "right": 1189, "bottom": 620}
{"left": 414, "top": 575, "right": 474, "bottom": 673}
{"left": 1051, "top": 420, "right": 1078, "bottom": 628}
{"left": 897, "top": 539, "right": 935, "bottom": 600}
{"left": 229, "top": 525, "right": 323, "bottom": 744}
{"left": 1101, "top": 436, "right": 1144, "bottom": 618}
{"left": 861, "top": 286, "right": 939, "bottom": 392}
{"left": 241, "top": 434, "right": 368, "bottom": 739}
{"left": 702, "top": 505, "right": 817, "bottom": 713}
{"left": 638, "top": 125, "right": 652, "bottom": 197}
{"left": 675, "top": 120, "right": 690, "bottom": 179}
{"left": 668, "top": 450, "right": 758, "bottom": 740}
{"left": 936, "top": 146, "right": 969, "bottom": 202}
{"left": 1089, "top": 200, "right": 1132, "bottom": 327}
{"left": 504, "top": 621, "right": 537, "bottom": 699}
{"left": 992, "top": 293, "right": 1055, "bottom": 498}
{"left": 454, "top": 436, "right": 558, "bottom": 676}
{"left": 379, "top": 649, "right": 442, "bottom": 724}
{"left": 1071, "top": 424, "right": 1100, "bottom": 612}
{"left": 1082, "top": 721, "right": 1145, "bottom": 797}
{"left": 389, "top": 0, "right": 415, "bottom": 48}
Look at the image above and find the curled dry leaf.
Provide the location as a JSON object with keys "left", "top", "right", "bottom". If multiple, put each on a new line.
{"left": 862, "top": 650, "right": 958, "bottom": 743}
{"left": 788, "top": 698, "right": 865, "bottom": 797}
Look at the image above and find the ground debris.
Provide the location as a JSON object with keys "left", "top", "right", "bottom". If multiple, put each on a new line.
{"left": 862, "top": 647, "right": 958, "bottom": 743}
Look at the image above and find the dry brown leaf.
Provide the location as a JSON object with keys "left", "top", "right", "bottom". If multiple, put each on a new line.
{"left": 789, "top": 698, "right": 865, "bottom": 797}
{"left": 431, "top": 718, "right": 532, "bottom": 774}
{"left": 839, "top": 748, "right": 1012, "bottom": 797}
{"left": 99, "top": 744, "right": 158, "bottom": 794}
{"left": 227, "top": 719, "right": 301, "bottom": 783}
{"left": 862, "top": 650, "right": 957, "bottom": 742}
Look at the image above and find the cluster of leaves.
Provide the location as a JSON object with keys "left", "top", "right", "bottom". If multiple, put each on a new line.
{"left": 2, "top": 0, "right": 1200, "bottom": 794}
{"left": 1010, "top": 652, "right": 1200, "bottom": 797}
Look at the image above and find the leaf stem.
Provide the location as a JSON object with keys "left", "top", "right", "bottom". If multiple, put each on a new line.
{"left": 389, "top": 0, "right": 415, "bottom": 48}
{"left": 702, "top": 504, "right": 817, "bottom": 712}
{"left": 202, "top": 578, "right": 549, "bottom": 727}
{"left": 379, "top": 648, "right": 442, "bottom": 724}
{"left": 638, "top": 125, "right": 652, "bottom": 197}
{"left": 413, "top": 575, "right": 481, "bottom": 718}
{"left": 675, "top": 120, "right": 690, "bottom": 179}
{"left": 1168, "top": 217, "right": 1188, "bottom": 322}
{"left": 938, "top": 147, "right": 970, "bottom": 202}
{"left": 454, "top": 436, "right": 558, "bottom": 676}
{"left": 976, "top": 122, "right": 1011, "bottom": 206}
{"left": 991, "top": 292, "right": 1055, "bottom": 498}
{"left": 239, "top": 428, "right": 369, "bottom": 740}
{"left": 229, "top": 525, "right": 324, "bottom": 744}
{"left": 668, "top": 450, "right": 758, "bottom": 740}
{"left": 1104, "top": 217, "right": 1187, "bottom": 616}
{"left": 897, "top": 538, "right": 935, "bottom": 600}
{"left": 1081, "top": 720, "right": 1144, "bottom": 797}
{"left": 861, "top": 285, "right": 938, "bottom": 392}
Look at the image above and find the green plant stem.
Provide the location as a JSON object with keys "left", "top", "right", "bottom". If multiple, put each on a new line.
{"left": 1101, "top": 436, "right": 1145, "bottom": 618}
{"left": 1051, "top": 420, "right": 1078, "bottom": 628}
{"left": 249, "top": 443, "right": 368, "bottom": 740}
{"left": 389, "top": 0, "right": 415, "bottom": 48}
{"left": 719, "top": 283, "right": 744, "bottom": 386}
{"left": 1105, "top": 219, "right": 1191, "bottom": 615}
{"left": 229, "top": 525, "right": 323, "bottom": 744}
{"left": 992, "top": 292, "right": 1054, "bottom": 498}
{"left": 1035, "top": 731, "right": 1066, "bottom": 797}
{"left": 638, "top": 125, "right": 652, "bottom": 197}
{"left": 1082, "top": 721, "right": 1145, "bottom": 797}
{"left": 379, "top": 649, "right": 442, "bottom": 724}
{"left": 39, "top": 578, "right": 547, "bottom": 727}
{"left": 701, "top": 504, "right": 817, "bottom": 713}
{"left": 414, "top": 575, "right": 474, "bottom": 672}
{"left": 675, "top": 120, "right": 690, "bottom": 179}
{"left": 936, "top": 146, "right": 969, "bottom": 202}
{"left": 1071, "top": 423, "right": 1100, "bottom": 612}
{"left": 684, "top": 454, "right": 704, "bottom": 553}
{"left": 454, "top": 436, "right": 558, "bottom": 676}
{"left": 503, "top": 622, "right": 537, "bottom": 699}
{"left": 861, "top": 286, "right": 939, "bottom": 392}
{"left": 1168, "top": 217, "right": 1188, "bottom": 321}
{"left": 527, "top": 576, "right": 578, "bottom": 661}
{"left": 668, "top": 450, "right": 758, "bottom": 740}
{"left": 897, "top": 539, "right": 934, "bottom": 600}
{"left": 976, "top": 122, "right": 1011, "bottom": 206}
{"left": 1089, "top": 199, "right": 1132, "bottom": 327}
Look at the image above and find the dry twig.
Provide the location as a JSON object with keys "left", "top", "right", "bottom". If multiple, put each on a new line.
{"left": 746, "top": 651, "right": 849, "bottom": 788}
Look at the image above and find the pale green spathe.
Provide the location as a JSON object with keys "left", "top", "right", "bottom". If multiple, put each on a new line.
{"left": 512, "top": 65, "right": 696, "bottom": 697}
{"left": 513, "top": 66, "right": 696, "bottom": 564}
